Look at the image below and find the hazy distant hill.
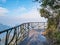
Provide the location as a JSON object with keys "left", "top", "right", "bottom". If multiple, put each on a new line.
{"left": 0, "top": 23, "right": 10, "bottom": 31}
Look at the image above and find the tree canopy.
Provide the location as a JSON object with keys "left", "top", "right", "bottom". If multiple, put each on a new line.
{"left": 35, "top": 0, "right": 60, "bottom": 45}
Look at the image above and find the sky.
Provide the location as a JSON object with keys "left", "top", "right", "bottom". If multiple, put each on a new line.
{"left": 0, "top": 0, "right": 47, "bottom": 26}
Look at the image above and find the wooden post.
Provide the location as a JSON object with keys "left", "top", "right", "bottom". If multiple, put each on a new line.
{"left": 5, "top": 31, "right": 8, "bottom": 45}
{"left": 15, "top": 28, "right": 17, "bottom": 45}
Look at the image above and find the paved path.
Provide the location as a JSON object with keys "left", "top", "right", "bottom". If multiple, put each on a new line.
{"left": 18, "top": 30, "right": 49, "bottom": 45}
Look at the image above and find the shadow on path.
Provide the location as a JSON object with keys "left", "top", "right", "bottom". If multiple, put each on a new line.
{"left": 18, "top": 30, "right": 49, "bottom": 45}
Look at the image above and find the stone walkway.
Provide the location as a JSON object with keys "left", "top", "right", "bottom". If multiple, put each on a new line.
{"left": 18, "top": 30, "right": 49, "bottom": 45}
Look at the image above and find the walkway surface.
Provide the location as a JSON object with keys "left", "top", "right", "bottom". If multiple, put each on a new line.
{"left": 18, "top": 29, "right": 49, "bottom": 45}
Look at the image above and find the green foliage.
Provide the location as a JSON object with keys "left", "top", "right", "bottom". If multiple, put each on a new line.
{"left": 36, "top": 0, "right": 60, "bottom": 9}
{"left": 35, "top": 0, "right": 60, "bottom": 45}
{"left": 53, "top": 31, "right": 60, "bottom": 45}
{"left": 40, "top": 8, "right": 50, "bottom": 18}
{"left": 46, "top": 24, "right": 60, "bottom": 45}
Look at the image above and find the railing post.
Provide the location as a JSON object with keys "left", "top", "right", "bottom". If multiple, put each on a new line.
{"left": 15, "top": 28, "right": 17, "bottom": 45}
{"left": 5, "top": 31, "right": 8, "bottom": 45}
{"left": 27, "top": 23, "right": 30, "bottom": 38}
{"left": 43, "top": 22, "right": 44, "bottom": 30}
{"left": 0, "top": 22, "right": 47, "bottom": 45}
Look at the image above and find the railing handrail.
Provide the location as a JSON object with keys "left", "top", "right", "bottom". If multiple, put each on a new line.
{"left": 0, "top": 22, "right": 46, "bottom": 45}
{"left": 0, "top": 22, "right": 46, "bottom": 34}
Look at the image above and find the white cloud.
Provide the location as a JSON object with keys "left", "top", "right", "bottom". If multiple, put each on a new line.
{"left": 11, "top": 6, "right": 40, "bottom": 19}
{"left": 18, "top": 9, "right": 40, "bottom": 19}
{"left": 15, "top": 6, "right": 46, "bottom": 21}
{"left": 10, "top": 6, "right": 27, "bottom": 16}
{"left": 0, "top": 6, "right": 47, "bottom": 26}
{"left": 13, "top": 7, "right": 26, "bottom": 13}
{"left": 10, "top": 6, "right": 47, "bottom": 26}
{"left": 0, "top": 7, "right": 9, "bottom": 16}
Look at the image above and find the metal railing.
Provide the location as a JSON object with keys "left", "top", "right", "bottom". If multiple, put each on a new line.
{"left": 0, "top": 22, "right": 46, "bottom": 45}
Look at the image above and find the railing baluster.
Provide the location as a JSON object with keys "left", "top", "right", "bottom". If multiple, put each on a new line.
{"left": 27, "top": 23, "right": 30, "bottom": 38}
{"left": 13, "top": 27, "right": 18, "bottom": 45}
{"left": 0, "top": 22, "right": 46, "bottom": 45}
{"left": 15, "top": 28, "right": 17, "bottom": 45}
{"left": 5, "top": 31, "right": 8, "bottom": 45}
